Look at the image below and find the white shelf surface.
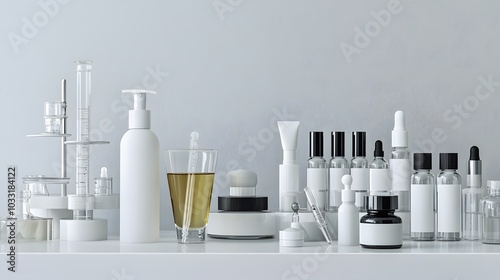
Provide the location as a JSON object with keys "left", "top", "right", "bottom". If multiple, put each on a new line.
{"left": 1, "top": 231, "right": 500, "bottom": 279}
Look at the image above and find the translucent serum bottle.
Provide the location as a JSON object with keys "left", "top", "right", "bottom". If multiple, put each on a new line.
{"left": 307, "top": 132, "right": 328, "bottom": 211}
{"left": 350, "top": 132, "right": 369, "bottom": 211}
{"left": 329, "top": 132, "right": 349, "bottom": 211}
{"left": 411, "top": 153, "right": 435, "bottom": 241}
{"left": 437, "top": 153, "right": 462, "bottom": 241}
{"left": 463, "top": 146, "right": 485, "bottom": 240}
{"left": 390, "top": 111, "right": 411, "bottom": 239}
{"left": 369, "top": 140, "right": 391, "bottom": 195}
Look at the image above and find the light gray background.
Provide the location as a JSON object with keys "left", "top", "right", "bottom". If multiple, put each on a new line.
{"left": 1, "top": 0, "right": 499, "bottom": 234}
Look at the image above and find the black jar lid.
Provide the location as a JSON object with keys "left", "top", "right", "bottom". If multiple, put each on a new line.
{"left": 364, "top": 195, "right": 398, "bottom": 211}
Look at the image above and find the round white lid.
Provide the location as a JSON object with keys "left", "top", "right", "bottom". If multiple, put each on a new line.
{"left": 279, "top": 228, "right": 304, "bottom": 247}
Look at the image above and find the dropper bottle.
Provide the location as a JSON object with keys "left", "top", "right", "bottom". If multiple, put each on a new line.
{"left": 463, "top": 146, "right": 485, "bottom": 240}
{"left": 390, "top": 111, "right": 411, "bottom": 239}
{"left": 370, "top": 140, "right": 390, "bottom": 195}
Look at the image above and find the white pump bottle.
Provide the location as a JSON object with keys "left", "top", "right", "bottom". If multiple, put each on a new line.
{"left": 120, "top": 89, "right": 160, "bottom": 243}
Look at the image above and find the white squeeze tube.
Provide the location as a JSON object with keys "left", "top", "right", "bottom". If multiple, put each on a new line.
{"left": 278, "top": 121, "right": 300, "bottom": 212}
{"left": 183, "top": 131, "right": 199, "bottom": 243}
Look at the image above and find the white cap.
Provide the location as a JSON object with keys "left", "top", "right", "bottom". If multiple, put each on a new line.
{"left": 392, "top": 111, "right": 408, "bottom": 147}
{"left": 279, "top": 227, "right": 304, "bottom": 247}
{"left": 100, "top": 167, "right": 108, "bottom": 178}
{"left": 228, "top": 169, "right": 257, "bottom": 197}
{"left": 487, "top": 180, "right": 500, "bottom": 189}
{"left": 122, "top": 89, "right": 157, "bottom": 129}
{"left": 341, "top": 175, "right": 354, "bottom": 202}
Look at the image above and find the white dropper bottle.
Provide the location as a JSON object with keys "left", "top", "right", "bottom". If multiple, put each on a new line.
{"left": 120, "top": 89, "right": 160, "bottom": 243}
{"left": 338, "top": 174, "right": 359, "bottom": 246}
{"left": 390, "top": 111, "right": 411, "bottom": 239}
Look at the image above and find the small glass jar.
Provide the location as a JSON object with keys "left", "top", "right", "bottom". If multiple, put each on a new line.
{"left": 360, "top": 195, "right": 402, "bottom": 249}
{"left": 482, "top": 180, "right": 500, "bottom": 244}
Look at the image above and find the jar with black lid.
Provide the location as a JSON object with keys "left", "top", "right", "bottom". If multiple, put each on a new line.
{"left": 360, "top": 195, "right": 402, "bottom": 249}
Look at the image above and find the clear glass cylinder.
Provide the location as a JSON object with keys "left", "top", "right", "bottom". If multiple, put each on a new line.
{"left": 482, "top": 186, "right": 500, "bottom": 244}
{"left": 411, "top": 170, "right": 435, "bottom": 241}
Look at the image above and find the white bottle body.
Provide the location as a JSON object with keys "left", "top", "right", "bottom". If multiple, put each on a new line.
{"left": 120, "top": 129, "right": 160, "bottom": 243}
{"left": 436, "top": 170, "right": 462, "bottom": 241}
{"left": 338, "top": 201, "right": 359, "bottom": 246}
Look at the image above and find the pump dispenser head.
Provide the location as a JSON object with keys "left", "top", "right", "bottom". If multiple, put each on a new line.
{"left": 122, "top": 89, "right": 157, "bottom": 129}
{"left": 341, "top": 175, "right": 354, "bottom": 202}
{"left": 392, "top": 111, "right": 408, "bottom": 147}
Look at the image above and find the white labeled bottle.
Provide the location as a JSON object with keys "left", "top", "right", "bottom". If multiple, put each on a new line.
{"left": 338, "top": 174, "right": 359, "bottom": 246}
{"left": 329, "top": 131, "right": 349, "bottom": 211}
{"left": 120, "top": 89, "right": 160, "bottom": 243}
{"left": 463, "top": 146, "right": 485, "bottom": 240}
{"left": 411, "top": 153, "right": 435, "bottom": 241}
{"left": 350, "top": 131, "right": 369, "bottom": 211}
{"left": 390, "top": 111, "right": 411, "bottom": 239}
{"left": 437, "top": 153, "right": 461, "bottom": 241}
{"left": 370, "top": 140, "right": 390, "bottom": 195}
{"left": 307, "top": 131, "right": 328, "bottom": 211}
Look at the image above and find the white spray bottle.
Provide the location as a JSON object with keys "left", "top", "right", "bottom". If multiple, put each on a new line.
{"left": 338, "top": 174, "right": 359, "bottom": 246}
{"left": 120, "top": 89, "right": 160, "bottom": 243}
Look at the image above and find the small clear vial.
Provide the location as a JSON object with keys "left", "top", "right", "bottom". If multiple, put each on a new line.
{"left": 94, "top": 167, "right": 113, "bottom": 196}
{"left": 411, "top": 153, "right": 435, "bottom": 241}
{"left": 437, "top": 153, "right": 462, "bottom": 241}
{"left": 307, "top": 132, "right": 328, "bottom": 211}
{"left": 482, "top": 181, "right": 500, "bottom": 244}
{"left": 351, "top": 131, "right": 369, "bottom": 211}
{"left": 329, "top": 131, "right": 349, "bottom": 211}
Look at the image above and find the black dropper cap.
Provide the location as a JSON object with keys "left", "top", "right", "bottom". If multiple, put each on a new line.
{"left": 309, "top": 131, "right": 324, "bottom": 157}
{"left": 439, "top": 153, "right": 458, "bottom": 170}
{"left": 374, "top": 140, "right": 384, "bottom": 157}
{"left": 352, "top": 131, "right": 366, "bottom": 157}
{"left": 470, "top": 146, "right": 480, "bottom": 161}
{"left": 414, "top": 153, "right": 432, "bottom": 170}
{"left": 331, "top": 132, "right": 345, "bottom": 157}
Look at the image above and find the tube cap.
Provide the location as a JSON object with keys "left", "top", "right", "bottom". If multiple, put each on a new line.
{"left": 414, "top": 153, "right": 432, "bottom": 170}
{"left": 352, "top": 132, "right": 366, "bottom": 157}
{"left": 365, "top": 195, "right": 398, "bottom": 211}
{"left": 309, "top": 131, "right": 324, "bottom": 157}
{"left": 439, "top": 153, "right": 458, "bottom": 170}
{"left": 373, "top": 140, "right": 384, "bottom": 157}
{"left": 331, "top": 132, "right": 345, "bottom": 157}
